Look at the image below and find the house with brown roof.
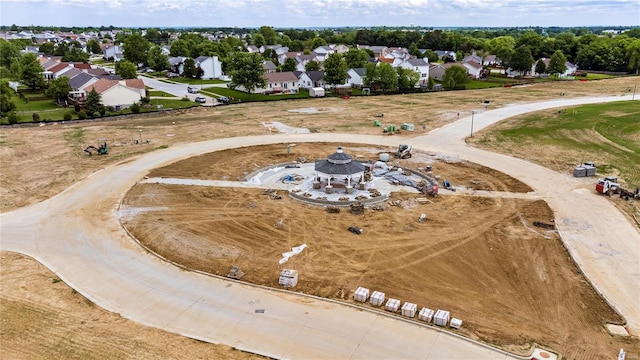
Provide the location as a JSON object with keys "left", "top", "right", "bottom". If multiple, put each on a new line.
{"left": 249, "top": 71, "right": 299, "bottom": 94}
{"left": 85, "top": 78, "right": 143, "bottom": 109}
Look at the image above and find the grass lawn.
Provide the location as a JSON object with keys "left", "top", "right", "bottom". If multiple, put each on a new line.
{"left": 148, "top": 90, "right": 176, "bottom": 97}
{"left": 169, "top": 78, "right": 228, "bottom": 85}
{"left": 148, "top": 98, "right": 197, "bottom": 110}
{"left": 584, "top": 73, "right": 615, "bottom": 80}
{"left": 9, "top": 91, "right": 59, "bottom": 112}
{"left": 471, "top": 100, "right": 640, "bottom": 187}
{"left": 200, "top": 88, "right": 310, "bottom": 102}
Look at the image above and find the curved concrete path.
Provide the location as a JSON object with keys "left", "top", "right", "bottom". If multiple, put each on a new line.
{"left": 1, "top": 95, "right": 638, "bottom": 359}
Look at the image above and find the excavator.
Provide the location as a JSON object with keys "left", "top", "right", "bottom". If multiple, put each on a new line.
{"left": 84, "top": 141, "right": 108, "bottom": 155}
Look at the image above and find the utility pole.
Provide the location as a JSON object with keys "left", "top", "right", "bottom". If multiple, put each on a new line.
{"left": 470, "top": 110, "right": 475, "bottom": 138}
{"left": 633, "top": 84, "right": 637, "bottom": 101}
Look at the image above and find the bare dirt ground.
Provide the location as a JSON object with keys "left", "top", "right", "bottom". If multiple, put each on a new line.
{"left": 121, "top": 143, "right": 638, "bottom": 358}
{"left": 0, "top": 252, "right": 266, "bottom": 360}
{"left": 1, "top": 77, "right": 639, "bottom": 359}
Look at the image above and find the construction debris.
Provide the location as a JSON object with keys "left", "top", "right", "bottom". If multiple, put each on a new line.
{"left": 339, "top": 196, "right": 350, "bottom": 202}
{"left": 297, "top": 157, "right": 307, "bottom": 163}
{"left": 326, "top": 205, "right": 341, "bottom": 213}
{"left": 388, "top": 199, "right": 402, "bottom": 206}
{"left": 350, "top": 202, "right": 364, "bottom": 214}
{"left": 274, "top": 218, "right": 286, "bottom": 230}
{"left": 416, "top": 197, "right": 434, "bottom": 204}
{"left": 262, "top": 189, "right": 282, "bottom": 200}
{"left": 369, "top": 188, "right": 382, "bottom": 197}
{"left": 370, "top": 204, "right": 387, "bottom": 212}
{"left": 227, "top": 266, "right": 245, "bottom": 280}
{"left": 418, "top": 213, "right": 427, "bottom": 223}
{"left": 355, "top": 195, "right": 369, "bottom": 201}
{"left": 533, "top": 221, "right": 555, "bottom": 230}
{"left": 348, "top": 226, "right": 363, "bottom": 235}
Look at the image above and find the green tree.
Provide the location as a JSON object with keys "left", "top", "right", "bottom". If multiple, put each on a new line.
{"left": 258, "top": 26, "right": 278, "bottom": 45}
{"left": 547, "top": 50, "right": 567, "bottom": 78}
{"left": 626, "top": 39, "right": 640, "bottom": 75}
{"left": 311, "top": 37, "right": 327, "bottom": 49}
{"left": 147, "top": 46, "right": 169, "bottom": 71}
{"left": 323, "top": 53, "right": 348, "bottom": 86}
{"left": 122, "top": 34, "right": 150, "bottom": 65}
{"left": 115, "top": 60, "right": 138, "bottom": 79}
{"left": 182, "top": 57, "right": 196, "bottom": 78}
{"left": 427, "top": 76, "right": 435, "bottom": 91}
{"left": 20, "top": 53, "right": 45, "bottom": 90}
{"left": 282, "top": 57, "right": 297, "bottom": 72}
{"left": 363, "top": 62, "right": 379, "bottom": 88}
{"left": 304, "top": 60, "right": 320, "bottom": 72}
{"left": 169, "top": 39, "right": 190, "bottom": 57}
{"left": 289, "top": 40, "right": 304, "bottom": 52}
{"left": 396, "top": 67, "right": 419, "bottom": 92}
{"left": 423, "top": 49, "right": 439, "bottom": 63}
{"left": 486, "top": 36, "right": 515, "bottom": 72}
{"left": 534, "top": 59, "right": 547, "bottom": 76}
{"left": 144, "top": 28, "right": 160, "bottom": 44}
{"left": 509, "top": 45, "right": 535, "bottom": 75}
{"left": 46, "top": 76, "right": 71, "bottom": 104}
{"left": 408, "top": 42, "right": 421, "bottom": 57}
{"left": 378, "top": 63, "right": 398, "bottom": 93}
{"left": 442, "top": 65, "right": 468, "bottom": 90}
{"left": 252, "top": 33, "right": 266, "bottom": 48}
{"left": 0, "top": 40, "right": 20, "bottom": 68}
{"left": 0, "top": 80, "right": 16, "bottom": 116}
{"left": 62, "top": 47, "right": 89, "bottom": 62}
{"left": 343, "top": 48, "right": 369, "bottom": 69}
{"left": 85, "top": 88, "right": 104, "bottom": 116}
{"left": 86, "top": 39, "right": 101, "bottom": 54}
{"left": 39, "top": 42, "right": 55, "bottom": 55}
{"left": 227, "top": 52, "right": 266, "bottom": 98}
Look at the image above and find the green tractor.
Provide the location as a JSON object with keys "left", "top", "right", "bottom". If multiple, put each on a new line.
{"left": 84, "top": 139, "right": 108, "bottom": 155}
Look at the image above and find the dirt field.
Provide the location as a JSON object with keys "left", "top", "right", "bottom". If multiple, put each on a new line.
{"left": 1, "top": 77, "right": 639, "bottom": 359}
{"left": 120, "top": 143, "right": 637, "bottom": 358}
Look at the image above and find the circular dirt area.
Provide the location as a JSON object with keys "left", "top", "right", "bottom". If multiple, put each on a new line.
{"left": 120, "top": 143, "right": 624, "bottom": 355}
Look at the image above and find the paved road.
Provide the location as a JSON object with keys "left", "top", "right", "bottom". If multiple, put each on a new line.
{"left": 1, "top": 95, "right": 638, "bottom": 359}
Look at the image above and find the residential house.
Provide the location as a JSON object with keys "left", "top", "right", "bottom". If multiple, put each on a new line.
{"left": 60, "top": 68, "right": 82, "bottom": 80}
{"left": 462, "top": 51, "right": 482, "bottom": 65}
{"left": 250, "top": 71, "right": 299, "bottom": 94}
{"left": 346, "top": 68, "right": 366, "bottom": 87}
{"left": 435, "top": 50, "right": 456, "bottom": 62}
{"left": 313, "top": 45, "right": 335, "bottom": 61}
{"left": 22, "top": 46, "right": 40, "bottom": 54}
{"left": 160, "top": 45, "right": 171, "bottom": 56}
{"left": 246, "top": 45, "right": 259, "bottom": 53}
{"left": 531, "top": 58, "right": 578, "bottom": 77}
{"left": 462, "top": 60, "right": 483, "bottom": 79}
{"left": 306, "top": 71, "right": 325, "bottom": 88}
{"left": 331, "top": 44, "right": 350, "bottom": 54}
{"left": 384, "top": 47, "right": 411, "bottom": 62}
{"left": 429, "top": 63, "right": 455, "bottom": 82}
{"left": 85, "top": 78, "right": 143, "bottom": 109}
{"left": 168, "top": 56, "right": 187, "bottom": 74}
{"left": 48, "top": 62, "right": 74, "bottom": 79}
{"left": 483, "top": 55, "right": 499, "bottom": 67}
{"left": 103, "top": 45, "right": 123, "bottom": 62}
{"left": 195, "top": 56, "right": 223, "bottom": 79}
{"left": 263, "top": 60, "right": 277, "bottom": 73}
{"left": 397, "top": 58, "right": 430, "bottom": 86}
{"left": 295, "top": 71, "right": 313, "bottom": 89}
{"left": 122, "top": 78, "right": 147, "bottom": 98}
{"left": 295, "top": 53, "right": 321, "bottom": 72}
{"left": 68, "top": 72, "right": 98, "bottom": 102}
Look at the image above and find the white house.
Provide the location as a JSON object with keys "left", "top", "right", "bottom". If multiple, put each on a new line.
{"left": 103, "top": 45, "right": 123, "bottom": 62}
{"left": 86, "top": 78, "right": 143, "bottom": 109}
{"left": 251, "top": 71, "right": 300, "bottom": 94}
{"left": 168, "top": 56, "right": 186, "bottom": 74}
{"left": 195, "top": 56, "right": 223, "bottom": 79}
{"left": 346, "top": 68, "right": 366, "bottom": 87}
{"left": 462, "top": 60, "right": 483, "bottom": 79}
{"left": 295, "top": 71, "right": 313, "bottom": 89}
{"left": 398, "top": 58, "right": 430, "bottom": 86}
{"left": 531, "top": 58, "right": 578, "bottom": 77}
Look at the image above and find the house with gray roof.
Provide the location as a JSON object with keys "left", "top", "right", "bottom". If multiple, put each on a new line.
{"left": 398, "top": 58, "right": 430, "bottom": 86}
{"left": 347, "top": 68, "right": 366, "bottom": 87}
{"left": 195, "top": 56, "right": 222, "bottom": 79}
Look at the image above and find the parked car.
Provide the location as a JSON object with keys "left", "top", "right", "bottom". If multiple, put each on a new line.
{"left": 187, "top": 86, "right": 199, "bottom": 94}
{"left": 217, "top": 96, "right": 230, "bottom": 104}
{"left": 166, "top": 72, "right": 179, "bottom": 78}
{"left": 194, "top": 96, "right": 206, "bottom": 103}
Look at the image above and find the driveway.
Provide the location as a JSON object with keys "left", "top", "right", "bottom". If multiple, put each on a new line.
{"left": 1, "top": 95, "right": 637, "bottom": 358}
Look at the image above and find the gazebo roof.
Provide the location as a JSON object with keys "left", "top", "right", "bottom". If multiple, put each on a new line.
{"left": 315, "top": 147, "right": 365, "bottom": 175}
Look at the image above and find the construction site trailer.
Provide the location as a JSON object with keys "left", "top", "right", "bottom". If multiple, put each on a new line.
{"left": 353, "top": 287, "right": 370, "bottom": 302}
{"left": 434, "top": 309, "right": 450, "bottom": 326}
{"left": 278, "top": 269, "right": 298, "bottom": 288}
{"left": 385, "top": 298, "right": 401, "bottom": 313}
{"left": 401, "top": 302, "right": 418, "bottom": 318}
{"left": 418, "top": 307, "right": 435, "bottom": 323}
{"left": 369, "top": 291, "right": 385, "bottom": 306}
{"left": 309, "top": 87, "right": 325, "bottom": 97}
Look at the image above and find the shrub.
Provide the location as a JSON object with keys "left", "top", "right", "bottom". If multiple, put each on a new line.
{"left": 105, "top": 106, "right": 114, "bottom": 112}
{"left": 74, "top": 104, "right": 81, "bottom": 112}
{"left": 63, "top": 112, "right": 73, "bottom": 121}
{"left": 130, "top": 102, "right": 141, "bottom": 114}
{"left": 77, "top": 110, "right": 87, "bottom": 119}
{"left": 32, "top": 113, "right": 40, "bottom": 122}
{"left": 181, "top": 96, "right": 190, "bottom": 101}
{"left": 7, "top": 112, "right": 18, "bottom": 124}
{"left": 141, "top": 96, "right": 150, "bottom": 104}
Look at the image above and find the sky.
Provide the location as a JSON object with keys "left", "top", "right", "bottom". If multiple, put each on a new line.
{"left": 1, "top": 0, "right": 638, "bottom": 29}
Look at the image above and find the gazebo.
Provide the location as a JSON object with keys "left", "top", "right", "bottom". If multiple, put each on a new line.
{"left": 314, "top": 147, "right": 366, "bottom": 194}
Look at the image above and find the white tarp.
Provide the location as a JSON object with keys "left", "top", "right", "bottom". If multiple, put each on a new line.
{"left": 279, "top": 243, "right": 307, "bottom": 264}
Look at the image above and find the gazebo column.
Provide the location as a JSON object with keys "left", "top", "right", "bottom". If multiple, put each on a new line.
{"left": 313, "top": 172, "right": 321, "bottom": 189}
{"left": 346, "top": 176, "right": 353, "bottom": 194}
